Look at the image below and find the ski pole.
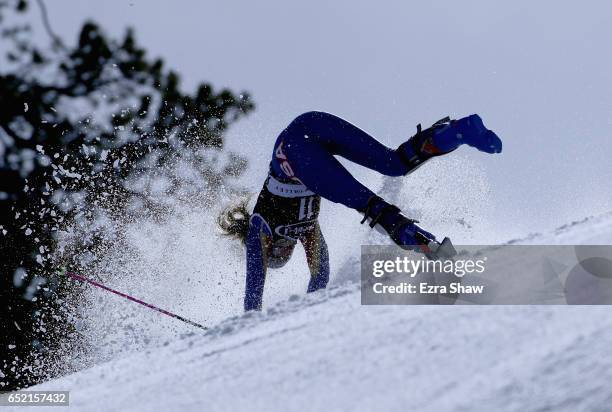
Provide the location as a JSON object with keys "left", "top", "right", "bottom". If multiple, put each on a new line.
{"left": 65, "top": 271, "right": 207, "bottom": 330}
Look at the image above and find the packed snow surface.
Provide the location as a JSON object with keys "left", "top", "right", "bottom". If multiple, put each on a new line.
{"left": 11, "top": 211, "right": 612, "bottom": 412}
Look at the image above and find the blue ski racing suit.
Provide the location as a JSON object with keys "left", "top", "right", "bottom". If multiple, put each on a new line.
{"left": 244, "top": 111, "right": 502, "bottom": 311}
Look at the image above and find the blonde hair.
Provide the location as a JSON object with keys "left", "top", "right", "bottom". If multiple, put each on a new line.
{"left": 217, "top": 198, "right": 252, "bottom": 244}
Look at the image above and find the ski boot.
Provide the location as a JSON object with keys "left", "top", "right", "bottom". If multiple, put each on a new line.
{"left": 397, "top": 114, "right": 502, "bottom": 173}
{"left": 360, "top": 196, "right": 456, "bottom": 259}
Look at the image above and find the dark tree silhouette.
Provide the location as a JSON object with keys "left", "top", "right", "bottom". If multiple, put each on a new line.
{"left": 0, "top": 0, "right": 254, "bottom": 389}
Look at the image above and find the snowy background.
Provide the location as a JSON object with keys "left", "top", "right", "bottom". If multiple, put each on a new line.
{"left": 3, "top": 1, "right": 612, "bottom": 410}
{"left": 34, "top": 0, "right": 612, "bottom": 234}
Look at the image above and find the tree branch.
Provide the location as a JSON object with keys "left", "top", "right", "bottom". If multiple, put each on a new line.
{"left": 35, "top": 0, "right": 65, "bottom": 50}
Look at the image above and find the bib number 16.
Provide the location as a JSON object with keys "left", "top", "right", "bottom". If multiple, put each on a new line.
{"left": 299, "top": 197, "right": 316, "bottom": 220}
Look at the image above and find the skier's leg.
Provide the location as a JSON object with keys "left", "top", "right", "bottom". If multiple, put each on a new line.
{"left": 282, "top": 111, "right": 409, "bottom": 177}
{"left": 282, "top": 111, "right": 502, "bottom": 179}
{"left": 279, "top": 111, "right": 502, "bottom": 254}
{"left": 244, "top": 214, "right": 272, "bottom": 311}
{"left": 284, "top": 138, "right": 374, "bottom": 210}
{"left": 396, "top": 115, "right": 502, "bottom": 172}
{"left": 282, "top": 138, "right": 437, "bottom": 250}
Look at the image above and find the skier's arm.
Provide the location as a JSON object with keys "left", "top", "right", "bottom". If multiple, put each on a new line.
{"left": 301, "top": 222, "right": 330, "bottom": 292}
{"left": 244, "top": 215, "right": 272, "bottom": 311}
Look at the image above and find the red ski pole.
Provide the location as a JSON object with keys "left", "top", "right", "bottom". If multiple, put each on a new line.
{"left": 65, "top": 272, "right": 207, "bottom": 330}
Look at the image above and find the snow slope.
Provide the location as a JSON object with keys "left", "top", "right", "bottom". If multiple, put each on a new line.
{"left": 11, "top": 211, "right": 612, "bottom": 412}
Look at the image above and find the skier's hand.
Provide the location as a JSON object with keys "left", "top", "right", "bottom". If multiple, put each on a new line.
{"left": 455, "top": 114, "right": 502, "bottom": 154}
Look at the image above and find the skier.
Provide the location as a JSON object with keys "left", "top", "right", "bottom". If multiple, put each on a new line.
{"left": 219, "top": 111, "right": 502, "bottom": 311}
